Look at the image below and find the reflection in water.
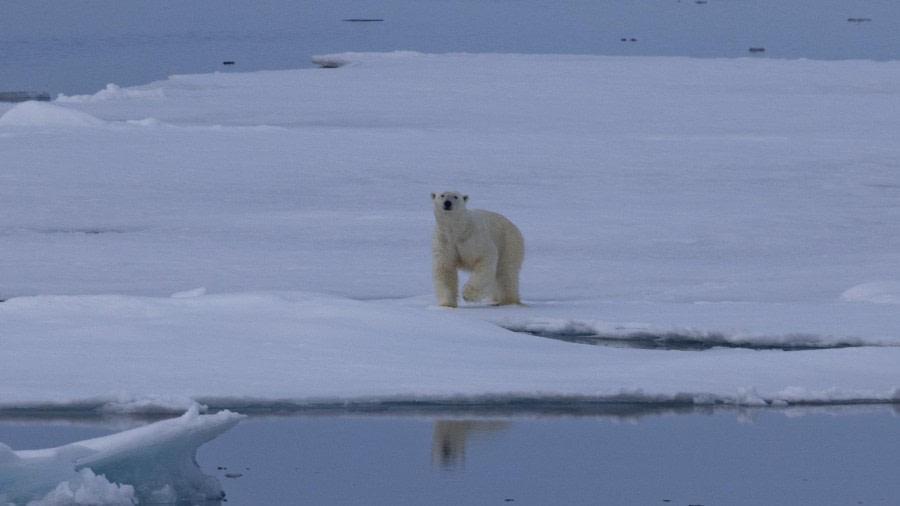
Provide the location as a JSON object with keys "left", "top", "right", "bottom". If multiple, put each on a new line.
{"left": 431, "top": 420, "right": 510, "bottom": 470}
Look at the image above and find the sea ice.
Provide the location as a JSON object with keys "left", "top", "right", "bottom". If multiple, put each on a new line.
{"left": 0, "top": 406, "right": 243, "bottom": 505}
{"left": 0, "top": 52, "right": 898, "bottom": 410}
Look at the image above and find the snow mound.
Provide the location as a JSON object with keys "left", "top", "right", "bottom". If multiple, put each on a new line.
{"left": 57, "top": 83, "right": 165, "bottom": 103}
{"left": 0, "top": 406, "right": 243, "bottom": 505}
{"left": 0, "top": 101, "right": 107, "bottom": 128}
{"left": 841, "top": 282, "right": 900, "bottom": 304}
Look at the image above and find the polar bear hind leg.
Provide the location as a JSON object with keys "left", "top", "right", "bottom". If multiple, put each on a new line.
{"left": 493, "top": 253, "right": 522, "bottom": 305}
{"left": 493, "top": 267, "right": 522, "bottom": 306}
{"left": 462, "top": 251, "right": 498, "bottom": 303}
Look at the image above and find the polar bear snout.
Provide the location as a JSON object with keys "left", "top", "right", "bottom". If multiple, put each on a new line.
{"left": 432, "top": 191, "right": 468, "bottom": 213}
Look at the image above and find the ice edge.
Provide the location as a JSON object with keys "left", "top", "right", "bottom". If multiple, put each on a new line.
{"left": 1, "top": 389, "right": 898, "bottom": 418}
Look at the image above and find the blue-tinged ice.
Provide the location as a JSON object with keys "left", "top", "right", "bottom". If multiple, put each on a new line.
{"left": 0, "top": 406, "right": 243, "bottom": 505}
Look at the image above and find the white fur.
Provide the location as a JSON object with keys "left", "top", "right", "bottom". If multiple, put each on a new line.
{"left": 431, "top": 190, "right": 524, "bottom": 307}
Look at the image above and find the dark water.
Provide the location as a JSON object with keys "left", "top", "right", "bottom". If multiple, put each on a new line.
{"left": 2, "top": 0, "right": 899, "bottom": 97}
{"left": 3, "top": 406, "right": 898, "bottom": 505}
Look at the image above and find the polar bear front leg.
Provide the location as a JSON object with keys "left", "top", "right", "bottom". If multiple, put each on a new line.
{"left": 462, "top": 253, "right": 498, "bottom": 303}
{"left": 433, "top": 260, "right": 459, "bottom": 308}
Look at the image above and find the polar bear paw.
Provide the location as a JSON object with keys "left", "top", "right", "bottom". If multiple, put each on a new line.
{"left": 462, "top": 284, "right": 484, "bottom": 303}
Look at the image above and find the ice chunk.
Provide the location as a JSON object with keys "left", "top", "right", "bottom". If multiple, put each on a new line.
{"left": 0, "top": 406, "right": 244, "bottom": 505}
{"left": 26, "top": 469, "right": 136, "bottom": 506}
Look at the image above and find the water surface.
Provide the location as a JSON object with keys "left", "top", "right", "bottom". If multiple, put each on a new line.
{"left": 2, "top": 0, "right": 898, "bottom": 96}
{"left": 3, "top": 406, "right": 897, "bottom": 505}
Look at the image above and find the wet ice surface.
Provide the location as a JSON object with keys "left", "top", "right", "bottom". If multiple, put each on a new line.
{"left": 2, "top": 407, "right": 897, "bottom": 505}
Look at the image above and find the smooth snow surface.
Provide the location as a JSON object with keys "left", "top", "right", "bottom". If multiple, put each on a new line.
{"left": 1, "top": 53, "right": 900, "bottom": 411}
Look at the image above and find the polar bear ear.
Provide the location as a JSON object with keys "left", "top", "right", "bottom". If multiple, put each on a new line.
{"left": 431, "top": 192, "right": 437, "bottom": 201}
{"left": 463, "top": 195, "right": 469, "bottom": 202}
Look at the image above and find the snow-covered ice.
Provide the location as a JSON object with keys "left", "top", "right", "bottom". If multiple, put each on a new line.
{"left": 1, "top": 52, "right": 900, "bottom": 413}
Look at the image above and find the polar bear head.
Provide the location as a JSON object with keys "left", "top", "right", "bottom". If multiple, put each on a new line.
{"left": 431, "top": 191, "right": 469, "bottom": 213}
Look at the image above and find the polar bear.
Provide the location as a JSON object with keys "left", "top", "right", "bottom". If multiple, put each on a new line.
{"left": 431, "top": 190, "right": 524, "bottom": 307}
